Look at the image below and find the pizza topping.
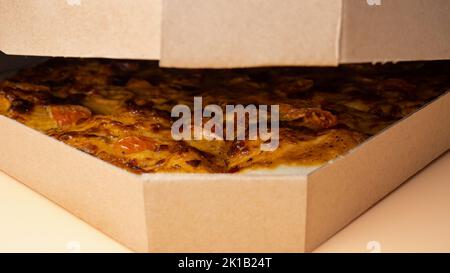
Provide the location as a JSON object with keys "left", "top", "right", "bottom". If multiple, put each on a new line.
{"left": 276, "top": 78, "right": 314, "bottom": 97}
{"left": 10, "top": 99, "right": 34, "bottom": 113}
{"left": 0, "top": 58, "right": 447, "bottom": 173}
{"left": 0, "top": 93, "right": 11, "bottom": 113}
{"left": 186, "top": 159, "right": 202, "bottom": 167}
{"left": 376, "top": 78, "right": 418, "bottom": 100}
{"left": 114, "top": 136, "right": 157, "bottom": 154}
{"left": 50, "top": 105, "right": 91, "bottom": 127}
{"left": 82, "top": 88, "right": 134, "bottom": 114}
{"left": 126, "top": 79, "right": 153, "bottom": 89}
{"left": 279, "top": 104, "right": 337, "bottom": 129}
{"left": 379, "top": 78, "right": 416, "bottom": 92}
{"left": 1, "top": 81, "right": 50, "bottom": 92}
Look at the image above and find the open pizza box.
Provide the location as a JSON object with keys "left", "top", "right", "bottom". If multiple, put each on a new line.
{"left": 0, "top": 0, "right": 449, "bottom": 252}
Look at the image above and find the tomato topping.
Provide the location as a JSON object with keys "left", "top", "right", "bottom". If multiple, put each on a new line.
{"left": 50, "top": 105, "right": 91, "bottom": 127}
{"left": 115, "top": 136, "right": 157, "bottom": 154}
{"left": 0, "top": 94, "right": 11, "bottom": 113}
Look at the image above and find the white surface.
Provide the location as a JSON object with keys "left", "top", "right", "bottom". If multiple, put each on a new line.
{"left": 0, "top": 152, "right": 448, "bottom": 253}
{"left": 0, "top": 171, "right": 129, "bottom": 253}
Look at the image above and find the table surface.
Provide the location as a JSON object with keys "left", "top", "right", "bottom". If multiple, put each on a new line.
{"left": 0, "top": 151, "right": 448, "bottom": 253}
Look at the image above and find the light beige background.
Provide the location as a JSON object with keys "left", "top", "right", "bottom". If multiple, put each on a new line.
{"left": 0, "top": 152, "right": 448, "bottom": 253}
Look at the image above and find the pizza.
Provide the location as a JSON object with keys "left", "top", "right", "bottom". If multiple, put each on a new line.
{"left": 0, "top": 58, "right": 448, "bottom": 173}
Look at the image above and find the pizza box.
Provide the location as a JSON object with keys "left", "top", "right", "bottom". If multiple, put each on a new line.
{"left": 1, "top": 0, "right": 450, "bottom": 68}
{"left": 0, "top": 0, "right": 450, "bottom": 252}
{"left": 0, "top": 54, "right": 449, "bottom": 252}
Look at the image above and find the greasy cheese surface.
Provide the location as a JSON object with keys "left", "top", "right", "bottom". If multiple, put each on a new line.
{"left": 0, "top": 59, "right": 448, "bottom": 173}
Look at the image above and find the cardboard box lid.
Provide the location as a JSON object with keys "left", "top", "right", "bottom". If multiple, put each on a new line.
{"left": 1, "top": 0, "right": 449, "bottom": 68}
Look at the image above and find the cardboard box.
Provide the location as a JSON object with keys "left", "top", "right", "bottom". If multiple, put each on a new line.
{"left": 0, "top": 1, "right": 449, "bottom": 252}
{"left": 1, "top": 0, "right": 450, "bottom": 68}
{"left": 0, "top": 54, "right": 448, "bottom": 252}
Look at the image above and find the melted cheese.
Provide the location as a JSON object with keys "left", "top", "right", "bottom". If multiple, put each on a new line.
{"left": 0, "top": 58, "right": 447, "bottom": 173}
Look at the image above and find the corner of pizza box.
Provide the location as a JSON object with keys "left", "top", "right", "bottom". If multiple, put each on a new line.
{"left": 0, "top": 0, "right": 162, "bottom": 62}
{"left": 339, "top": 0, "right": 450, "bottom": 65}
{"left": 0, "top": 111, "right": 313, "bottom": 253}
{"left": 303, "top": 92, "right": 450, "bottom": 252}
{"left": 140, "top": 173, "right": 308, "bottom": 252}
{"left": 0, "top": 55, "right": 312, "bottom": 252}
{"left": 0, "top": 115, "right": 150, "bottom": 252}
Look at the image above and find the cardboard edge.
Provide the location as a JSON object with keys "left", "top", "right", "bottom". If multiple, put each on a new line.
{"left": 142, "top": 175, "right": 308, "bottom": 252}
{"left": 0, "top": 116, "right": 149, "bottom": 252}
{"left": 339, "top": 0, "right": 450, "bottom": 64}
{"left": 160, "top": 0, "right": 342, "bottom": 68}
{"left": 305, "top": 92, "right": 450, "bottom": 252}
{"left": 0, "top": 0, "right": 162, "bottom": 61}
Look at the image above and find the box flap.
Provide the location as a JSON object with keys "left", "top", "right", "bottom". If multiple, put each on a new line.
{"left": 0, "top": 0, "right": 161, "bottom": 60}
{"left": 340, "top": 0, "right": 450, "bottom": 64}
{"left": 1, "top": 0, "right": 450, "bottom": 68}
{"left": 160, "top": 0, "right": 342, "bottom": 68}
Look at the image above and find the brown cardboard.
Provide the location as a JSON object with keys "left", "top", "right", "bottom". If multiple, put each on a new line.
{"left": 160, "top": 0, "right": 342, "bottom": 67}
{"left": 0, "top": 0, "right": 161, "bottom": 60}
{"left": 0, "top": 91, "right": 447, "bottom": 252}
{"left": 0, "top": 116, "right": 149, "bottom": 251}
{"left": 1, "top": 0, "right": 450, "bottom": 68}
{"left": 0, "top": 56, "right": 448, "bottom": 251}
{"left": 306, "top": 93, "right": 450, "bottom": 251}
{"left": 340, "top": 0, "right": 450, "bottom": 64}
{"left": 143, "top": 174, "right": 307, "bottom": 252}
